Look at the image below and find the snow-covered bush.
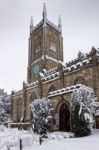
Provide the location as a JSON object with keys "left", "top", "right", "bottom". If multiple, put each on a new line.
{"left": 30, "top": 98, "right": 53, "bottom": 134}
{"left": 0, "top": 89, "right": 11, "bottom": 124}
{"left": 71, "top": 86, "right": 96, "bottom": 137}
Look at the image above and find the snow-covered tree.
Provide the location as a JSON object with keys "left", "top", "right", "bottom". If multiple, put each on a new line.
{"left": 30, "top": 98, "right": 53, "bottom": 134}
{"left": 71, "top": 86, "right": 96, "bottom": 137}
{"left": 0, "top": 89, "right": 11, "bottom": 124}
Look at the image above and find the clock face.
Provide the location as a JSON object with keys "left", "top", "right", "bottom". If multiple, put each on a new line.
{"left": 33, "top": 65, "right": 39, "bottom": 74}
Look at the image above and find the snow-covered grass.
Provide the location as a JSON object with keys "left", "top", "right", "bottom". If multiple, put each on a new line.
{"left": 0, "top": 126, "right": 99, "bottom": 150}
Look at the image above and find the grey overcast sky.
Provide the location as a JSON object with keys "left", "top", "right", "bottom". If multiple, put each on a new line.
{"left": 0, "top": 0, "right": 99, "bottom": 93}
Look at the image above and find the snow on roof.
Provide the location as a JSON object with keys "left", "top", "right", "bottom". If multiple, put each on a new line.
{"left": 66, "top": 51, "right": 91, "bottom": 66}
{"left": 48, "top": 84, "right": 94, "bottom": 98}
{"left": 45, "top": 67, "right": 57, "bottom": 75}
{"left": 41, "top": 53, "right": 93, "bottom": 76}
{"left": 70, "top": 64, "right": 77, "bottom": 69}
{"left": 41, "top": 55, "right": 44, "bottom": 60}
{"left": 42, "top": 72, "right": 59, "bottom": 82}
{"left": 97, "top": 53, "right": 99, "bottom": 57}
{"left": 32, "top": 20, "right": 43, "bottom": 32}
{"left": 64, "top": 57, "right": 92, "bottom": 73}
{"left": 12, "top": 69, "right": 60, "bottom": 96}
{"left": 31, "top": 58, "right": 41, "bottom": 64}
{"left": 12, "top": 80, "right": 39, "bottom": 96}
{"left": 76, "top": 62, "right": 83, "bottom": 66}
{"left": 12, "top": 90, "right": 23, "bottom": 96}
{"left": 82, "top": 59, "right": 90, "bottom": 64}
{"left": 58, "top": 60, "right": 66, "bottom": 67}
{"left": 31, "top": 17, "right": 60, "bottom": 34}
{"left": 45, "top": 55, "right": 58, "bottom": 63}
{"left": 39, "top": 72, "right": 44, "bottom": 78}
{"left": 47, "top": 19, "right": 60, "bottom": 32}
{"left": 43, "top": 69, "right": 47, "bottom": 74}
{"left": 42, "top": 76, "right": 59, "bottom": 84}
{"left": 95, "top": 109, "right": 99, "bottom": 117}
{"left": 63, "top": 67, "right": 71, "bottom": 72}
{"left": 96, "top": 49, "right": 99, "bottom": 55}
{"left": 27, "top": 81, "right": 38, "bottom": 89}
{"left": 96, "top": 50, "right": 99, "bottom": 62}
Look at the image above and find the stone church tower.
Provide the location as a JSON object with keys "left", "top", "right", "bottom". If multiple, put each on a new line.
{"left": 27, "top": 4, "right": 63, "bottom": 83}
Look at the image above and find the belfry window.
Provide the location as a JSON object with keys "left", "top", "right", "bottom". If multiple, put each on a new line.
{"left": 17, "top": 99, "right": 22, "bottom": 122}
{"left": 34, "top": 35, "right": 41, "bottom": 53}
{"left": 49, "top": 41, "right": 56, "bottom": 52}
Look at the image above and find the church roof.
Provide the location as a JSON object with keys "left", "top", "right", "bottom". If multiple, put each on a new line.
{"left": 48, "top": 84, "right": 94, "bottom": 98}
{"left": 31, "top": 19, "right": 61, "bottom": 33}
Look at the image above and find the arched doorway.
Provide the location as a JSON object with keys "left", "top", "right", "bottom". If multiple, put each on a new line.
{"left": 59, "top": 103, "right": 70, "bottom": 131}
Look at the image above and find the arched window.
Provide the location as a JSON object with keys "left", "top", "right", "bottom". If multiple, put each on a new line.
{"left": 74, "top": 76, "right": 87, "bottom": 86}
{"left": 48, "top": 85, "right": 56, "bottom": 93}
{"left": 59, "top": 103, "right": 70, "bottom": 131}
{"left": 30, "top": 92, "right": 37, "bottom": 104}
{"left": 17, "top": 99, "right": 22, "bottom": 122}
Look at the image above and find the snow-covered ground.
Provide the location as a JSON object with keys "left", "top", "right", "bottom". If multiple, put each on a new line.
{"left": 0, "top": 126, "right": 99, "bottom": 150}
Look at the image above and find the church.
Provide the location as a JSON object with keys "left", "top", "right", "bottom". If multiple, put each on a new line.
{"left": 11, "top": 4, "right": 99, "bottom": 130}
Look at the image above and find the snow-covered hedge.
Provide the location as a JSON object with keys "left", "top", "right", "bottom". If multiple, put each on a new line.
{"left": 30, "top": 98, "right": 53, "bottom": 134}
{"left": 0, "top": 89, "right": 11, "bottom": 125}
{"left": 71, "top": 86, "right": 96, "bottom": 137}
